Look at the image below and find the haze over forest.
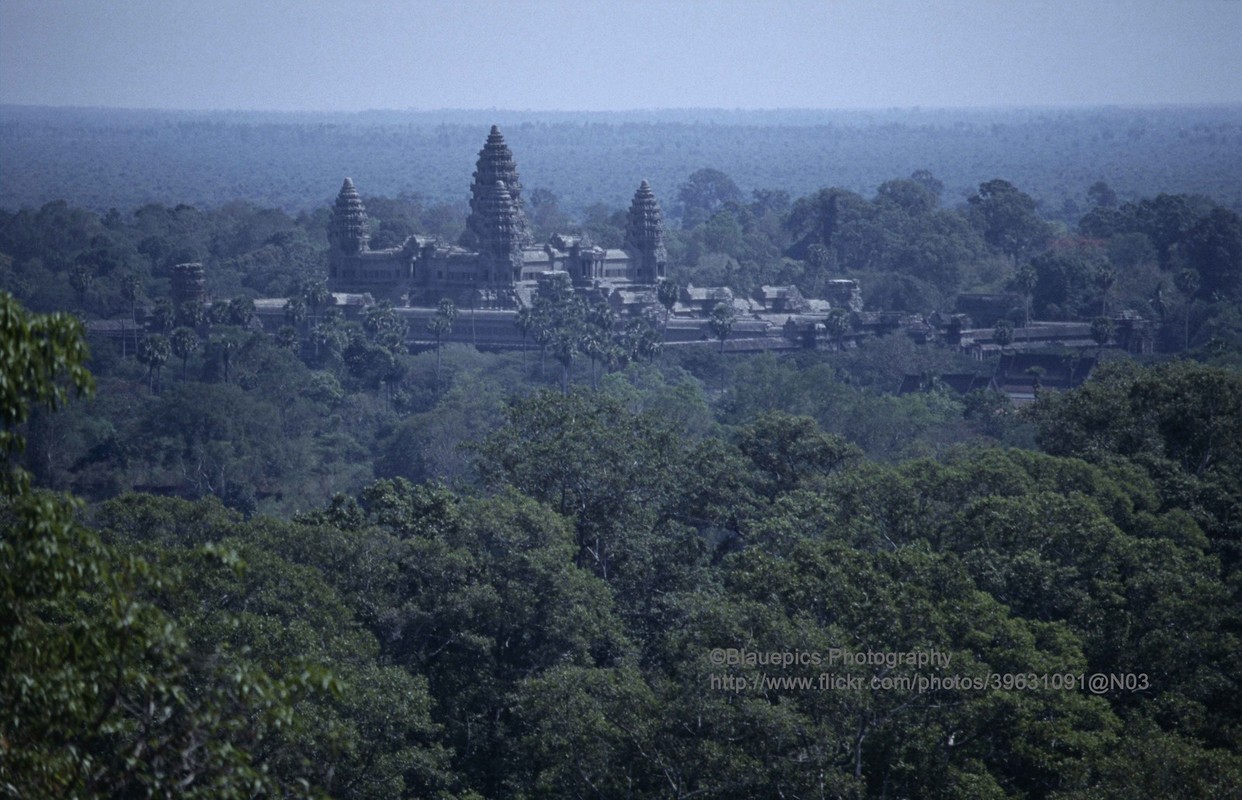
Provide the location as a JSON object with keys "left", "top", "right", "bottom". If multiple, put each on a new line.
{"left": 3, "top": 104, "right": 1241, "bottom": 220}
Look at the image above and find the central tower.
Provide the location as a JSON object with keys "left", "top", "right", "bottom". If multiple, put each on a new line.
{"left": 465, "top": 125, "right": 533, "bottom": 251}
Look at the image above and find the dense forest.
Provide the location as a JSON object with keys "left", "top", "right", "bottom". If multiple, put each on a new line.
{"left": 3, "top": 107, "right": 1242, "bottom": 797}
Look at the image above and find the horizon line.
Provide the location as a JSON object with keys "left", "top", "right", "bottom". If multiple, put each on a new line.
{"left": 5, "top": 101, "right": 1242, "bottom": 116}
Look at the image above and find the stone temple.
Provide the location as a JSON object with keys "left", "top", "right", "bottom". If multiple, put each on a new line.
{"left": 327, "top": 126, "right": 667, "bottom": 308}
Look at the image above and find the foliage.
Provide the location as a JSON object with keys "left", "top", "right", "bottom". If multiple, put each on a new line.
{"left": 0, "top": 292, "right": 94, "bottom": 490}
{"left": 4, "top": 119, "right": 1242, "bottom": 795}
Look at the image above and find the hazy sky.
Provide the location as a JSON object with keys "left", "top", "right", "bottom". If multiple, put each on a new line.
{"left": 2, "top": 0, "right": 1240, "bottom": 111}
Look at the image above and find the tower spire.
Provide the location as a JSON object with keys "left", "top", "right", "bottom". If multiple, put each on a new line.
{"left": 465, "top": 126, "right": 532, "bottom": 249}
{"left": 625, "top": 179, "right": 668, "bottom": 282}
{"left": 330, "top": 177, "right": 370, "bottom": 254}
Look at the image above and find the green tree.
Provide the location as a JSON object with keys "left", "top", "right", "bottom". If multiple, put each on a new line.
{"left": 175, "top": 299, "right": 205, "bottom": 329}
{"left": 1090, "top": 316, "right": 1114, "bottom": 358}
{"left": 677, "top": 167, "right": 743, "bottom": 228}
{"left": 1094, "top": 262, "right": 1117, "bottom": 316}
{"left": 226, "top": 295, "right": 255, "bottom": 327}
{"left": 824, "top": 307, "right": 851, "bottom": 350}
{"left": 302, "top": 278, "right": 334, "bottom": 327}
{"left": 967, "top": 178, "right": 1052, "bottom": 263}
{"left": 1174, "top": 267, "right": 1201, "bottom": 349}
{"left": 736, "top": 411, "right": 862, "bottom": 498}
{"left": 208, "top": 334, "right": 239, "bottom": 383}
{"left": 136, "top": 333, "right": 171, "bottom": 393}
{"left": 1184, "top": 207, "right": 1242, "bottom": 300}
{"left": 149, "top": 297, "right": 175, "bottom": 333}
{"left": 120, "top": 273, "right": 143, "bottom": 356}
{"left": 657, "top": 278, "right": 680, "bottom": 342}
{"left": 283, "top": 294, "right": 307, "bottom": 329}
{"left": 169, "top": 325, "right": 200, "bottom": 379}
{"left": 708, "top": 301, "right": 735, "bottom": 354}
{"left": 274, "top": 324, "right": 298, "bottom": 350}
{"left": 68, "top": 263, "right": 94, "bottom": 311}
{"left": 1013, "top": 263, "right": 1038, "bottom": 326}
{"left": 583, "top": 300, "right": 616, "bottom": 389}
{"left": 993, "top": 318, "right": 1015, "bottom": 353}
{"left": 0, "top": 294, "right": 324, "bottom": 798}
{"left": 427, "top": 297, "right": 456, "bottom": 391}
{"left": 621, "top": 315, "right": 661, "bottom": 363}
{"left": 473, "top": 390, "right": 680, "bottom": 581}
{"left": 206, "top": 298, "right": 230, "bottom": 326}
{"left": 0, "top": 292, "right": 93, "bottom": 490}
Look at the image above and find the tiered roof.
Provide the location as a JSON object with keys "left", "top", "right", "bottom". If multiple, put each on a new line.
{"left": 474, "top": 181, "right": 525, "bottom": 280}
{"left": 330, "top": 178, "right": 370, "bottom": 254}
{"left": 625, "top": 180, "right": 667, "bottom": 258}
{"left": 466, "top": 126, "right": 532, "bottom": 248}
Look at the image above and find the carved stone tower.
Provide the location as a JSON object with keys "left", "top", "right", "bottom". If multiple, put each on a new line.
{"left": 465, "top": 126, "right": 533, "bottom": 249}
{"left": 329, "top": 178, "right": 370, "bottom": 254}
{"left": 475, "top": 181, "right": 525, "bottom": 283}
{"left": 170, "top": 262, "right": 207, "bottom": 307}
{"left": 625, "top": 180, "right": 668, "bottom": 282}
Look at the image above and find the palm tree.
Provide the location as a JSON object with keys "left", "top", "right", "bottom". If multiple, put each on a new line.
{"left": 657, "top": 279, "right": 679, "bottom": 341}
{"left": 1174, "top": 268, "right": 1200, "bottom": 350}
{"left": 549, "top": 327, "right": 579, "bottom": 395}
{"left": 824, "top": 308, "right": 850, "bottom": 351}
{"left": 169, "top": 326, "right": 199, "bottom": 379}
{"left": 176, "top": 300, "right": 206, "bottom": 329}
{"left": 227, "top": 296, "right": 255, "bottom": 327}
{"left": 210, "top": 335, "right": 239, "bottom": 383}
{"left": 584, "top": 301, "right": 616, "bottom": 390}
{"left": 1090, "top": 316, "right": 1114, "bottom": 360}
{"left": 149, "top": 299, "right": 175, "bottom": 334}
{"left": 622, "top": 316, "right": 661, "bottom": 363}
{"left": 1014, "top": 264, "right": 1037, "bottom": 326}
{"left": 120, "top": 273, "right": 142, "bottom": 356}
{"left": 428, "top": 298, "right": 457, "bottom": 391}
{"left": 137, "top": 334, "right": 171, "bottom": 393}
{"left": 514, "top": 306, "right": 537, "bottom": 370}
{"left": 363, "top": 301, "right": 396, "bottom": 341}
{"left": 303, "top": 279, "right": 333, "bottom": 327}
{"left": 708, "top": 302, "right": 735, "bottom": 354}
{"left": 1094, "top": 263, "right": 1116, "bottom": 317}
{"left": 68, "top": 264, "right": 94, "bottom": 312}
{"left": 283, "top": 295, "right": 307, "bottom": 331}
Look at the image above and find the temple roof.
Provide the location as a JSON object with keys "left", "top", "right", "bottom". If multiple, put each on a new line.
{"left": 330, "top": 176, "right": 369, "bottom": 254}
{"left": 466, "top": 126, "right": 533, "bottom": 248}
{"left": 625, "top": 179, "right": 667, "bottom": 256}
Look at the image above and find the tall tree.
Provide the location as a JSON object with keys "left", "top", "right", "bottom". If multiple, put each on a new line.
{"left": 226, "top": 295, "right": 255, "bottom": 327}
{"left": 677, "top": 167, "right": 742, "bottom": 228}
{"left": 514, "top": 305, "right": 537, "bottom": 370}
{"left": 427, "top": 298, "right": 456, "bottom": 391}
{"left": 1090, "top": 316, "right": 1114, "bottom": 358}
{"left": 824, "top": 307, "right": 851, "bottom": 351}
{"left": 302, "top": 279, "right": 333, "bottom": 327}
{"left": 119, "top": 273, "right": 142, "bottom": 350}
{"left": 137, "top": 334, "right": 171, "bottom": 393}
{"left": 169, "top": 326, "right": 200, "bottom": 379}
{"left": 967, "top": 179, "right": 1051, "bottom": 263}
{"left": 709, "top": 302, "right": 735, "bottom": 354}
{"left": 1174, "top": 268, "right": 1201, "bottom": 350}
{"left": 993, "top": 318, "right": 1015, "bottom": 354}
{"left": 657, "top": 279, "right": 680, "bottom": 343}
{"left": 0, "top": 291, "right": 93, "bottom": 490}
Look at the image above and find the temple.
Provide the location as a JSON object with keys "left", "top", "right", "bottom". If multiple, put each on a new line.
{"left": 327, "top": 125, "right": 667, "bottom": 308}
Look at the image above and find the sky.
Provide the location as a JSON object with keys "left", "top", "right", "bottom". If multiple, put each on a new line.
{"left": 1, "top": 0, "right": 1240, "bottom": 112}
